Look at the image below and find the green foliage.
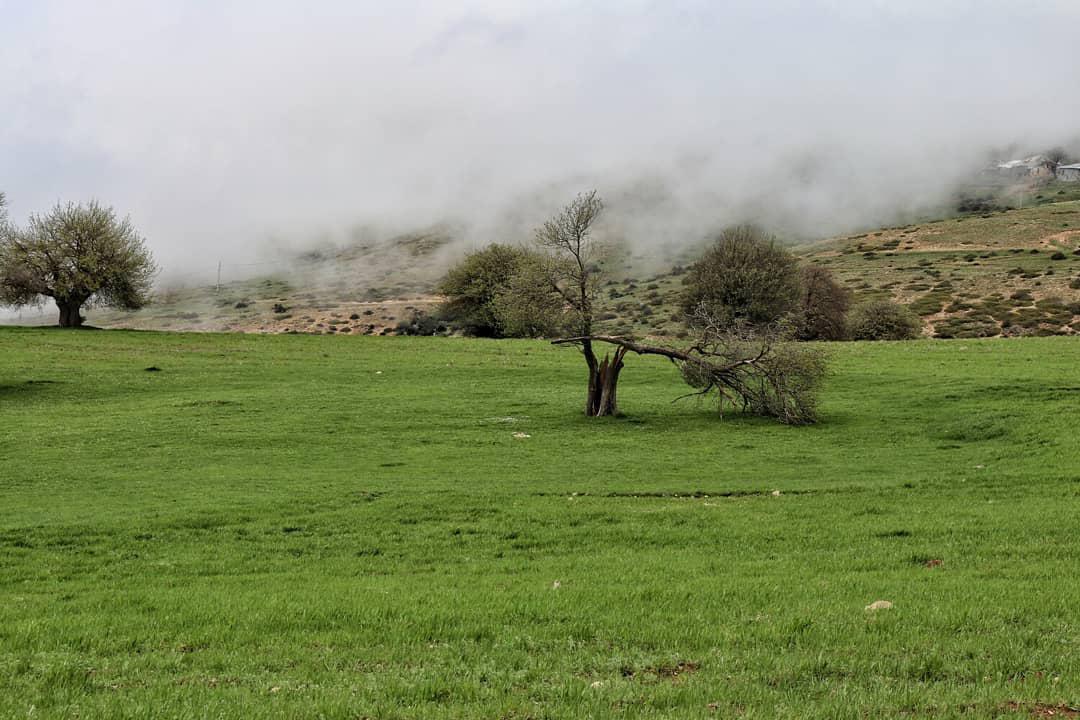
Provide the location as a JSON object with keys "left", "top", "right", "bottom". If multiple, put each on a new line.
{"left": 490, "top": 259, "right": 569, "bottom": 339}
{"left": 794, "top": 265, "right": 851, "bottom": 341}
{"left": 437, "top": 244, "right": 538, "bottom": 337}
{"left": 0, "top": 329, "right": 1079, "bottom": 717}
{"left": 0, "top": 200, "right": 157, "bottom": 326}
{"left": 681, "top": 225, "right": 801, "bottom": 329}
{"left": 846, "top": 300, "right": 923, "bottom": 340}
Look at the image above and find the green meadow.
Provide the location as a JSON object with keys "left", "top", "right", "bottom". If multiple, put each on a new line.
{"left": 0, "top": 327, "right": 1077, "bottom": 718}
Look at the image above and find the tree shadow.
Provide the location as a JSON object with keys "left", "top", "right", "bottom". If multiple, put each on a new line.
{"left": 0, "top": 379, "right": 67, "bottom": 399}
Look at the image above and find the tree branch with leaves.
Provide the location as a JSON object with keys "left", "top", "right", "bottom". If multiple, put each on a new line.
{"left": 0, "top": 199, "right": 158, "bottom": 327}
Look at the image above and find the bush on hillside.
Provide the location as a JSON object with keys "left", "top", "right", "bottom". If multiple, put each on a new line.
{"left": 437, "top": 244, "right": 539, "bottom": 337}
{"left": 681, "top": 225, "right": 801, "bottom": 329}
{"left": 794, "top": 265, "right": 851, "bottom": 341}
{"left": 847, "top": 300, "right": 923, "bottom": 341}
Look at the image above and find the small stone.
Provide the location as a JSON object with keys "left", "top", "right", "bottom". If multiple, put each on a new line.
{"left": 590, "top": 680, "right": 604, "bottom": 689}
{"left": 771, "top": 490, "right": 781, "bottom": 497}
{"left": 552, "top": 580, "right": 561, "bottom": 589}
{"left": 865, "top": 600, "right": 893, "bottom": 611}
{"left": 513, "top": 432, "right": 531, "bottom": 439}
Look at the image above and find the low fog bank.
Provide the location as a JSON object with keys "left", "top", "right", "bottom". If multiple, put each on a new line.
{"left": 3, "top": 1, "right": 1079, "bottom": 284}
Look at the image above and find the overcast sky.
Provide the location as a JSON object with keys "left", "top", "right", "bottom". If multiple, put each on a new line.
{"left": 2, "top": 0, "right": 1079, "bottom": 274}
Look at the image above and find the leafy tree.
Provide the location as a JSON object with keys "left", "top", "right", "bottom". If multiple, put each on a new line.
{"left": 681, "top": 225, "right": 801, "bottom": 329}
{"left": 490, "top": 258, "right": 569, "bottom": 339}
{"left": 0, "top": 200, "right": 157, "bottom": 327}
{"left": 437, "top": 244, "right": 534, "bottom": 337}
{"left": 794, "top": 265, "right": 851, "bottom": 341}
{"left": 846, "top": 299, "right": 922, "bottom": 340}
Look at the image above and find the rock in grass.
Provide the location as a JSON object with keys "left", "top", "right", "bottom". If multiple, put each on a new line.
{"left": 865, "top": 600, "right": 893, "bottom": 611}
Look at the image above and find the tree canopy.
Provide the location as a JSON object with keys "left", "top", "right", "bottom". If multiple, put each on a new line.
{"left": 681, "top": 225, "right": 801, "bottom": 329}
{"left": 437, "top": 244, "right": 534, "bottom": 337}
{"left": 0, "top": 200, "right": 158, "bottom": 327}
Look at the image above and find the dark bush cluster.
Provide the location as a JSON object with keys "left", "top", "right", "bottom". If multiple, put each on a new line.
{"left": 394, "top": 312, "right": 449, "bottom": 336}
{"left": 794, "top": 265, "right": 851, "bottom": 341}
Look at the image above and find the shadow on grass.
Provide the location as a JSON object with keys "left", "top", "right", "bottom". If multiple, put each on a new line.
{"left": 0, "top": 379, "right": 68, "bottom": 399}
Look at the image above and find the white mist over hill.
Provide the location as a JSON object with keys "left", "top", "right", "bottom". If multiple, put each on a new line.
{"left": 2, "top": 0, "right": 1079, "bottom": 280}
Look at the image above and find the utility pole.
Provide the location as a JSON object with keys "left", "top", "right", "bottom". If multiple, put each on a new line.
{"left": 216, "top": 261, "right": 222, "bottom": 293}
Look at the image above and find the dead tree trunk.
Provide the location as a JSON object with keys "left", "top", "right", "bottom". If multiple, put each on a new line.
{"left": 584, "top": 346, "right": 627, "bottom": 417}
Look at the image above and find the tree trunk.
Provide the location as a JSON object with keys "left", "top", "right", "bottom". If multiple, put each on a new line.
{"left": 583, "top": 339, "right": 600, "bottom": 416}
{"left": 57, "top": 300, "right": 85, "bottom": 328}
{"left": 584, "top": 346, "right": 627, "bottom": 417}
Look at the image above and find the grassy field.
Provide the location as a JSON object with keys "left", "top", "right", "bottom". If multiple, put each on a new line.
{"left": 1, "top": 328, "right": 1078, "bottom": 718}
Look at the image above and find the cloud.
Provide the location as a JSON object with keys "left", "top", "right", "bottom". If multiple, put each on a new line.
{"left": 2, "top": 0, "right": 1078, "bottom": 275}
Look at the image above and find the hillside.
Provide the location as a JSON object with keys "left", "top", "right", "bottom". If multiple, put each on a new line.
{"left": 29, "top": 183, "right": 1080, "bottom": 339}
{"left": 800, "top": 187, "right": 1080, "bottom": 338}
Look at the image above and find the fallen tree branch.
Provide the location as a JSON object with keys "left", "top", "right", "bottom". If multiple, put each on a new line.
{"left": 552, "top": 331, "right": 824, "bottom": 425}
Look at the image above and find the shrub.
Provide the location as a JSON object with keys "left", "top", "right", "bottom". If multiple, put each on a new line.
{"left": 933, "top": 316, "right": 1000, "bottom": 339}
{"left": 681, "top": 225, "right": 800, "bottom": 329}
{"left": 437, "top": 244, "right": 537, "bottom": 337}
{"left": 794, "top": 265, "right": 851, "bottom": 341}
{"left": 909, "top": 291, "right": 952, "bottom": 317}
{"left": 847, "top": 300, "right": 923, "bottom": 340}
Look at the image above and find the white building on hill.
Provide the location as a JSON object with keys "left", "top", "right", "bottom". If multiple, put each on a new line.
{"left": 1057, "top": 163, "right": 1080, "bottom": 182}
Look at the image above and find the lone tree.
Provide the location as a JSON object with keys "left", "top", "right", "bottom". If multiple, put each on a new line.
{"left": 0, "top": 200, "right": 157, "bottom": 327}
{"left": 514, "top": 192, "right": 827, "bottom": 422}
{"left": 527, "top": 190, "right": 615, "bottom": 415}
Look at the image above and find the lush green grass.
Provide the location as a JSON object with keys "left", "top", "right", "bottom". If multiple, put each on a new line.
{"left": 1, "top": 328, "right": 1078, "bottom": 719}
